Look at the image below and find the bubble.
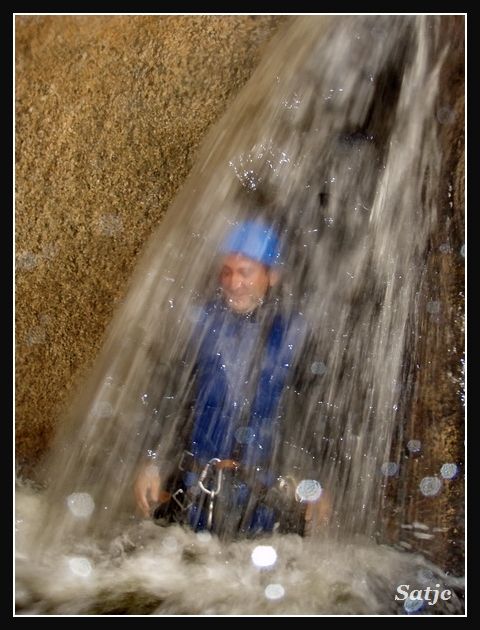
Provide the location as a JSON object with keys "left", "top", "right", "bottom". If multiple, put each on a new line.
{"left": 251, "top": 545, "right": 277, "bottom": 568}
{"left": 41, "top": 242, "right": 59, "bottom": 260}
{"left": 295, "top": 479, "right": 323, "bottom": 502}
{"left": 16, "top": 251, "right": 38, "bottom": 271}
{"left": 419, "top": 476, "right": 442, "bottom": 497}
{"left": 265, "top": 583, "right": 285, "bottom": 600}
{"left": 460, "top": 244, "right": 465, "bottom": 257}
{"left": 440, "top": 463, "right": 458, "bottom": 479}
{"left": 426, "top": 301, "right": 441, "bottom": 314}
{"left": 68, "top": 556, "right": 92, "bottom": 577}
{"left": 234, "top": 426, "right": 255, "bottom": 444}
{"left": 26, "top": 326, "right": 46, "bottom": 345}
{"left": 66, "top": 493, "right": 95, "bottom": 518}
{"left": 310, "top": 361, "right": 327, "bottom": 375}
{"left": 404, "top": 594, "right": 425, "bottom": 614}
{"left": 407, "top": 439, "right": 421, "bottom": 453}
{"left": 97, "top": 213, "right": 123, "bottom": 236}
{"left": 381, "top": 462, "right": 398, "bottom": 476}
{"left": 92, "top": 401, "right": 114, "bottom": 419}
{"left": 436, "top": 106, "right": 456, "bottom": 125}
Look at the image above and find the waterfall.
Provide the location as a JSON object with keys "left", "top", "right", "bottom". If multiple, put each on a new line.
{"left": 16, "top": 15, "right": 464, "bottom": 615}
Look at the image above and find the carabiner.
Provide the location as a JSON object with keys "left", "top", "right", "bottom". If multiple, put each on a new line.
{"left": 198, "top": 458, "right": 223, "bottom": 496}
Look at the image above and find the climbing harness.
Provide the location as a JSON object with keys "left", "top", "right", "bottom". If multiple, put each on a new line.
{"left": 154, "top": 454, "right": 240, "bottom": 531}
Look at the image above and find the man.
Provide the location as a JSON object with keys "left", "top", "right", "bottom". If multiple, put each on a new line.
{"left": 134, "top": 219, "right": 329, "bottom": 537}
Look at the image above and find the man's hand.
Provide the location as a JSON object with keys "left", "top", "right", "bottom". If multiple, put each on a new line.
{"left": 134, "top": 463, "right": 162, "bottom": 518}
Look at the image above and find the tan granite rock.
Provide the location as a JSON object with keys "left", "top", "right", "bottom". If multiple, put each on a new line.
{"left": 15, "top": 15, "right": 285, "bottom": 471}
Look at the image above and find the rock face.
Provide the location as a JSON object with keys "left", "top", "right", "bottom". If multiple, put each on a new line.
{"left": 382, "top": 16, "right": 465, "bottom": 574}
{"left": 15, "top": 15, "right": 285, "bottom": 471}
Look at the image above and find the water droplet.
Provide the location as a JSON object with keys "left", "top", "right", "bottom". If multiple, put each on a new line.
{"left": 407, "top": 439, "right": 421, "bottom": 453}
{"left": 310, "top": 361, "right": 327, "bottom": 375}
{"left": 419, "top": 476, "right": 442, "bottom": 496}
{"left": 66, "top": 493, "right": 95, "bottom": 518}
{"left": 404, "top": 594, "right": 425, "bottom": 613}
{"left": 96, "top": 213, "right": 123, "bottom": 236}
{"left": 436, "top": 106, "right": 456, "bottom": 125}
{"left": 460, "top": 244, "right": 465, "bottom": 257}
{"left": 295, "top": 479, "right": 322, "bottom": 502}
{"left": 16, "top": 251, "right": 38, "bottom": 271}
{"left": 440, "top": 463, "right": 458, "bottom": 479}
{"left": 41, "top": 243, "right": 59, "bottom": 260}
{"left": 251, "top": 545, "right": 277, "bottom": 568}
{"left": 265, "top": 583, "right": 285, "bottom": 600}
{"left": 381, "top": 462, "right": 398, "bottom": 476}
{"left": 68, "top": 556, "right": 92, "bottom": 577}
{"left": 26, "top": 326, "right": 46, "bottom": 345}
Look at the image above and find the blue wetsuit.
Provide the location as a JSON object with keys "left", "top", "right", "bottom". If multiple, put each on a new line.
{"left": 174, "top": 298, "right": 308, "bottom": 535}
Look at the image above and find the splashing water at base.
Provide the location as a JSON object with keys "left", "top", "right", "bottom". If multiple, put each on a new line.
{"left": 17, "top": 15, "right": 464, "bottom": 615}
{"left": 16, "top": 482, "right": 463, "bottom": 615}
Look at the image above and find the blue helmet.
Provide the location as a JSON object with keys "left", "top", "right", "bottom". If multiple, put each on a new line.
{"left": 220, "top": 220, "right": 282, "bottom": 267}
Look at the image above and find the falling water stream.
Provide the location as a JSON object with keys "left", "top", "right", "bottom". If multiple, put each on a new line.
{"left": 15, "top": 15, "right": 464, "bottom": 615}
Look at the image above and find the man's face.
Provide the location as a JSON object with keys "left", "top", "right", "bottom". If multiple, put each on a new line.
{"left": 219, "top": 253, "right": 272, "bottom": 314}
